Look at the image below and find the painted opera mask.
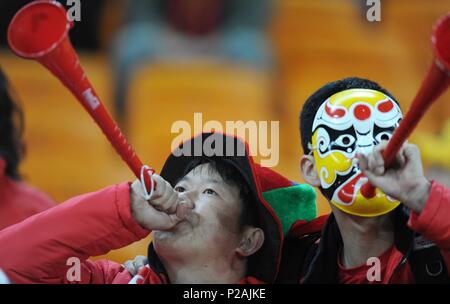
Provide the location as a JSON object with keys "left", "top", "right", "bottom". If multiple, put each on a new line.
{"left": 311, "top": 89, "right": 403, "bottom": 217}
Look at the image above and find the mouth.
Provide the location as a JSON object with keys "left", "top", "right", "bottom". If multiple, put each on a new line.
{"left": 154, "top": 212, "right": 198, "bottom": 236}
{"left": 170, "top": 211, "right": 199, "bottom": 231}
{"left": 184, "top": 211, "right": 199, "bottom": 226}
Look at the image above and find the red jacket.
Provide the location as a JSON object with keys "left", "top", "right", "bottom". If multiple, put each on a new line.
{"left": 0, "top": 183, "right": 264, "bottom": 284}
{"left": 340, "top": 179, "right": 450, "bottom": 283}
{"left": 0, "top": 159, "right": 55, "bottom": 231}
{"left": 283, "top": 181, "right": 450, "bottom": 283}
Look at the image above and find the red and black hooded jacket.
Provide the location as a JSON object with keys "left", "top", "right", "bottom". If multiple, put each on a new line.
{"left": 0, "top": 133, "right": 317, "bottom": 284}
{"left": 277, "top": 188, "right": 450, "bottom": 284}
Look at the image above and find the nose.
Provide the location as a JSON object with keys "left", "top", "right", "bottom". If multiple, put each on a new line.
{"left": 178, "top": 191, "right": 196, "bottom": 209}
{"left": 354, "top": 104, "right": 371, "bottom": 121}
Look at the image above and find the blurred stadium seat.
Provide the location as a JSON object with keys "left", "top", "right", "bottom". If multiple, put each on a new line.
{"left": 127, "top": 62, "right": 272, "bottom": 171}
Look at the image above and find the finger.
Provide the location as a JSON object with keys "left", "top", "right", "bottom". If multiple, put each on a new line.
{"left": 167, "top": 212, "right": 183, "bottom": 227}
{"left": 362, "top": 170, "right": 384, "bottom": 190}
{"left": 403, "top": 144, "right": 421, "bottom": 162}
{"left": 375, "top": 140, "right": 389, "bottom": 151}
{"left": 131, "top": 180, "right": 145, "bottom": 198}
{"left": 159, "top": 191, "right": 179, "bottom": 213}
{"left": 356, "top": 153, "right": 368, "bottom": 171}
{"left": 154, "top": 180, "right": 178, "bottom": 213}
{"left": 151, "top": 175, "right": 167, "bottom": 199}
{"left": 368, "top": 151, "right": 385, "bottom": 175}
{"left": 135, "top": 256, "right": 148, "bottom": 270}
{"left": 402, "top": 144, "right": 424, "bottom": 175}
{"left": 373, "top": 141, "right": 389, "bottom": 173}
{"left": 123, "top": 260, "right": 137, "bottom": 276}
{"left": 149, "top": 180, "right": 172, "bottom": 210}
{"left": 395, "top": 143, "right": 408, "bottom": 168}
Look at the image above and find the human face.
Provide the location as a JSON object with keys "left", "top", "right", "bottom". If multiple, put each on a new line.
{"left": 311, "top": 89, "right": 403, "bottom": 217}
{"left": 153, "top": 163, "right": 244, "bottom": 259}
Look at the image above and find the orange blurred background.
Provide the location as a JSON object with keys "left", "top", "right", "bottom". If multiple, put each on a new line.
{"left": 1, "top": 0, "right": 449, "bottom": 263}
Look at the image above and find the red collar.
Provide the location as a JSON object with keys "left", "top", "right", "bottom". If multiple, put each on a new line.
{"left": 0, "top": 158, "right": 6, "bottom": 180}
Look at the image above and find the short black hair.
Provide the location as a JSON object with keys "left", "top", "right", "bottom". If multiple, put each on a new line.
{"left": 299, "top": 77, "right": 398, "bottom": 154}
{"left": 182, "top": 158, "right": 259, "bottom": 230}
{"left": 0, "top": 68, "right": 24, "bottom": 180}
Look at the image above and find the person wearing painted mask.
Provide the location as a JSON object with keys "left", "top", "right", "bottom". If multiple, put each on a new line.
{"left": 277, "top": 77, "right": 450, "bottom": 284}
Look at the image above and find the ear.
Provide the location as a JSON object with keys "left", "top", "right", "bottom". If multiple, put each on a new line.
{"left": 236, "top": 227, "right": 265, "bottom": 257}
{"left": 300, "top": 154, "right": 321, "bottom": 187}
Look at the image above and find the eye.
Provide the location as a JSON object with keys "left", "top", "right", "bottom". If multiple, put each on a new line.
{"left": 174, "top": 186, "right": 186, "bottom": 193}
{"left": 375, "top": 131, "right": 392, "bottom": 143}
{"left": 203, "top": 188, "right": 218, "bottom": 196}
{"left": 334, "top": 134, "right": 355, "bottom": 148}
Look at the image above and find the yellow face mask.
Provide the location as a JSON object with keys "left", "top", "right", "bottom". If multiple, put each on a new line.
{"left": 311, "top": 89, "right": 403, "bottom": 217}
